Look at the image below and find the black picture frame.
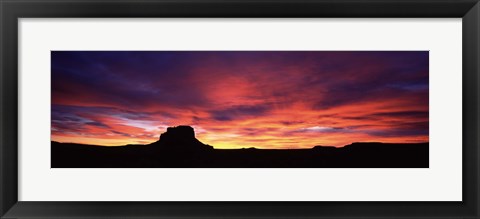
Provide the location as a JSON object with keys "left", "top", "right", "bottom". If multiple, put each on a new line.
{"left": 1, "top": 0, "right": 479, "bottom": 218}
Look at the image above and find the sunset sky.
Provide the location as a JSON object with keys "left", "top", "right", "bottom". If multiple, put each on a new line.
{"left": 51, "top": 51, "right": 428, "bottom": 149}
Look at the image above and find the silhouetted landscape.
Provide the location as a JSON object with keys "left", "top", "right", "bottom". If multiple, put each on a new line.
{"left": 52, "top": 126, "right": 429, "bottom": 168}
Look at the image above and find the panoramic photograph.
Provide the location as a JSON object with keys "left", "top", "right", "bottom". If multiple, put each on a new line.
{"left": 51, "top": 51, "right": 429, "bottom": 168}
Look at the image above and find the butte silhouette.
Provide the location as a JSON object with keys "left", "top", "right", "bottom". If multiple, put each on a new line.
{"left": 52, "top": 125, "right": 429, "bottom": 168}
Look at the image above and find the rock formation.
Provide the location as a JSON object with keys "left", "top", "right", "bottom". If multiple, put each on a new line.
{"left": 152, "top": 125, "right": 213, "bottom": 151}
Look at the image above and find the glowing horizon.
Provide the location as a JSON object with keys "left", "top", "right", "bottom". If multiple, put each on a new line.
{"left": 51, "top": 51, "right": 429, "bottom": 149}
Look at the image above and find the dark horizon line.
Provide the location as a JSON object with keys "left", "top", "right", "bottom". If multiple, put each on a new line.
{"left": 51, "top": 140, "right": 430, "bottom": 150}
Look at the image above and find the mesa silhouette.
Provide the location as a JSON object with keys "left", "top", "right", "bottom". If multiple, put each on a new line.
{"left": 51, "top": 126, "right": 429, "bottom": 168}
